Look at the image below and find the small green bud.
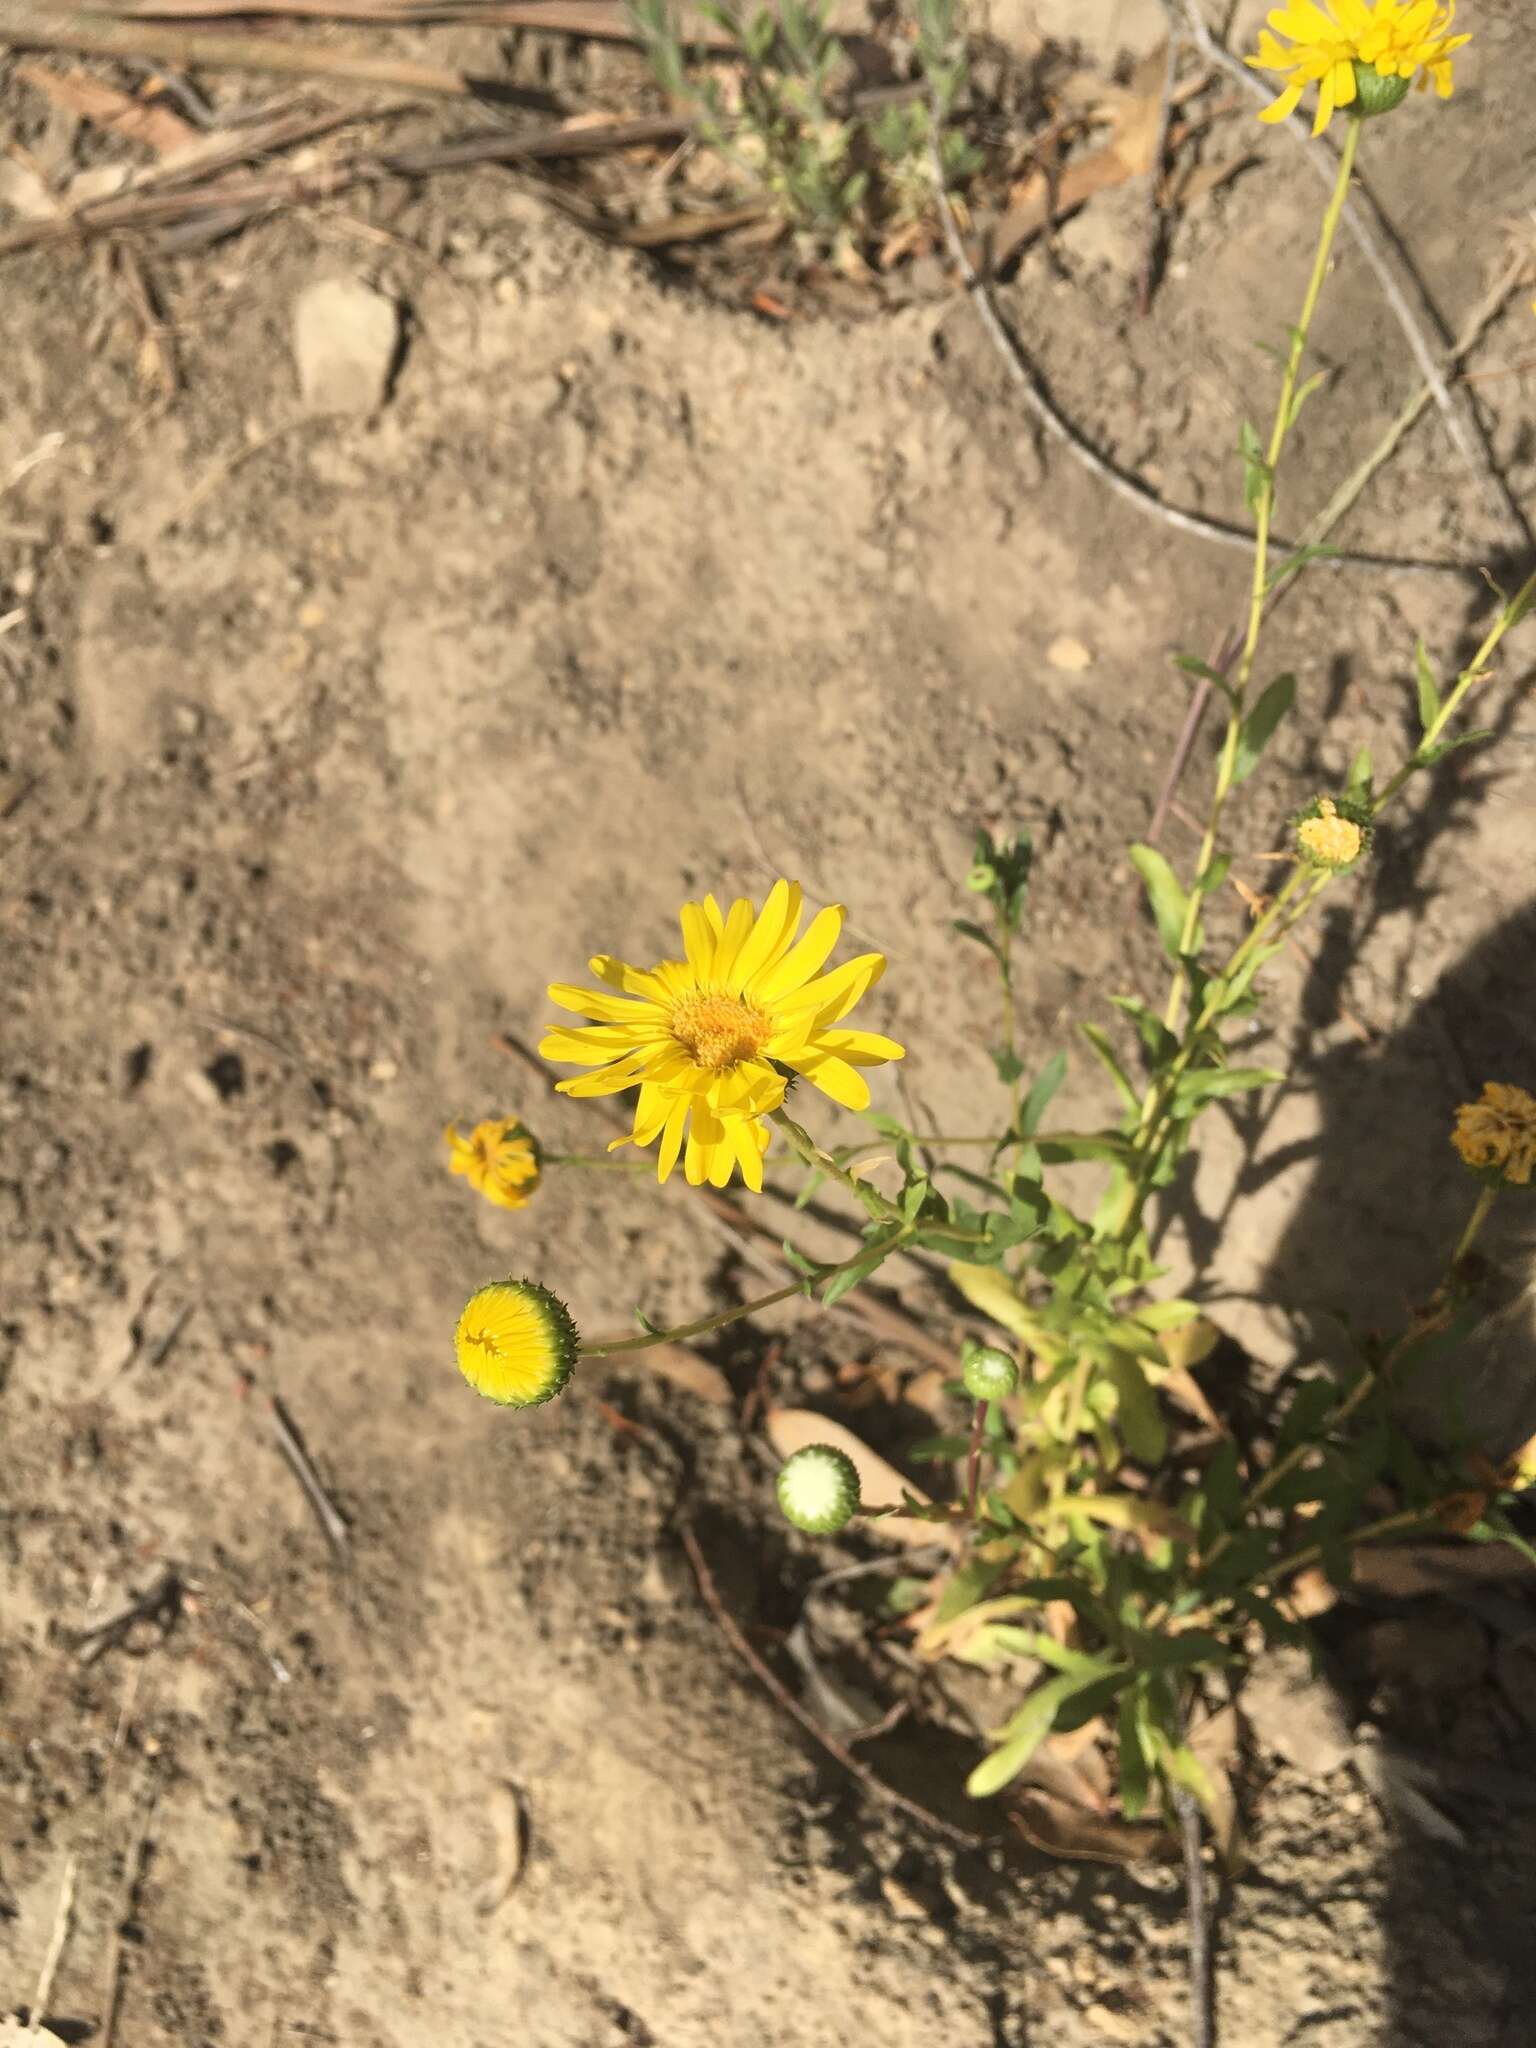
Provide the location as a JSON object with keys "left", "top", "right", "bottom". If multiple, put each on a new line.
{"left": 966, "top": 862, "right": 997, "bottom": 894}
{"left": 776, "top": 1445, "right": 861, "bottom": 1534}
{"left": 1351, "top": 62, "right": 1412, "bottom": 120}
{"left": 962, "top": 1344, "right": 1018, "bottom": 1403}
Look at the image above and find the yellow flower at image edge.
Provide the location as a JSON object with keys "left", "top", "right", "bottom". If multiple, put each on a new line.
{"left": 1451, "top": 1083, "right": 1536, "bottom": 1188}
{"left": 1248, "top": 1, "right": 1470, "bottom": 137}
{"left": 540, "top": 878, "right": 905, "bottom": 1192}
{"left": 455, "top": 1280, "right": 580, "bottom": 1407}
{"left": 445, "top": 1116, "right": 541, "bottom": 1210}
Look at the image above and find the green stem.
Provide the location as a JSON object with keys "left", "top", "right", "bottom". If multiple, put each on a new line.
{"left": 1452, "top": 1181, "right": 1499, "bottom": 1266}
{"left": 1160, "top": 116, "right": 1363, "bottom": 1039}
{"left": 1263, "top": 1507, "right": 1429, "bottom": 1590}
{"left": 997, "top": 902, "right": 1022, "bottom": 1131}
{"left": 770, "top": 1107, "right": 907, "bottom": 1225}
{"left": 577, "top": 1225, "right": 913, "bottom": 1359}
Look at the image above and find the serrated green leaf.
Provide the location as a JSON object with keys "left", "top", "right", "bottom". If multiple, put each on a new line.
{"left": 1232, "top": 672, "right": 1295, "bottom": 785}
{"left": 1129, "top": 842, "right": 1192, "bottom": 962}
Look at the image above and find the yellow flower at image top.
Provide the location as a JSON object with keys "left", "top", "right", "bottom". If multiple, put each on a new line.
{"left": 455, "top": 1279, "right": 580, "bottom": 1406}
{"left": 1451, "top": 1082, "right": 1536, "bottom": 1188}
{"left": 445, "top": 1115, "right": 541, "bottom": 1210}
{"left": 1248, "top": 1, "right": 1470, "bottom": 136}
{"left": 541, "top": 878, "right": 905, "bottom": 1192}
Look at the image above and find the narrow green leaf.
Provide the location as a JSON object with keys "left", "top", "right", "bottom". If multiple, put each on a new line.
{"left": 953, "top": 918, "right": 999, "bottom": 957}
{"left": 1019, "top": 1050, "right": 1067, "bottom": 1137}
{"left": 1232, "top": 673, "right": 1295, "bottom": 785}
{"left": 1079, "top": 1023, "right": 1139, "bottom": 1115}
{"left": 1173, "top": 653, "right": 1237, "bottom": 706}
{"left": 1171, "top": 1065, "right": 1283, "bottom": 1112}
{"left": 1129, "top": 842, "right": 1192, "bottom": 962}
{"left": 1034, "top": 1133, "right": 1132, "bottom": 1164}
{"left": 990, "top": 1046, "right": 1025, "bottom": 1086}
{"left": 967, "top": 1666, "right": 1120, "bottom": 1799}
{"left": 1419, "top": 727, "right": 1494, "bottom": 766}
{"left": 1414, "top": 638, "right": 1442, "bottom": 737}
{"left": 1346, "top": 744, "right": 1373, "bottom": 799}
{"left": 1118, "top": 1686, "right": 1150, "bottom": 1818}
{"left": 1285, "top": 367, "right": 1328, "bottom": 431}
{"left": 1102, "top": 1349, "right": 1167, "bottom": 1465}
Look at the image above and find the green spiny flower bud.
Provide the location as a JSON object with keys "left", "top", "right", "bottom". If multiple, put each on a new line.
{"left": 776, "top": 1444, "right": 861, "bottom": 1534}
{"left": 962, "top": 1344, "right": 1019, "bottom": 1402}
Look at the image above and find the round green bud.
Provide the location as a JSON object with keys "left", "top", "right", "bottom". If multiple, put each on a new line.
{"left": 1352, "top": 62, "right": 1412, "bottom": 120}
{"left": 776, "top": 1444, "right": 861, "bottom": 1534}
{"left": 965, "top": 862, "right": 997, "bottom": 894}
{"left": 962, "top": 1344, "right": 1018, "bottom": 1403}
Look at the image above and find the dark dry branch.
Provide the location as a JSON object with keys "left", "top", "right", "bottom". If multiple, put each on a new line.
{"left": 270, "top": 1393, "right": 351, "bottom": 1564}
{"left": 679, "top": 1520, "right": 993, "bottom": 1851}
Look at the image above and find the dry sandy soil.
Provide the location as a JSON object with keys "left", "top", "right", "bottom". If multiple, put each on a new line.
{"left": 3, "top": 0, "right": 1536, "bottom": 2042}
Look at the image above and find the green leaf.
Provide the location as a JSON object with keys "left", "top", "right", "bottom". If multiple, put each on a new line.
{"left": 1419, "top": 727, "right": 1494, "bottom": 766}
{"left": 1232, "top": 672, "right": 1295, "bottom": 785}
{"left": 933, "top": 1557, "right": 1010, "bottom": 1626}
{"left": 1265, "top": 540, "right": 1341, "bottom": 595}
{"left": 990, "top": 1046, "right": 1025, "bottom": 1086}
{"left": 1238, "top": 419, "right": 1272, "bottom": 513}
{"left": 1217, "top": 940, "right": 1285, "bottom": 1011}
{"left": 1117, "top": 1685, "right": 1150, "bottom": 1818}
{"left": 1034, "top": 1133, "right": 1133, "bottom": 1164}
{"left": 1110, "top": 995, "right": 1178, "bottom": 1069}
{"left": 1285, "top": 367, "right": 1328, "bottom": 431}
{"left": 1079, "top": 1023, "right": 1140, "bottom": 1115}
{"left": 1171, "top": 1065, "right": 1283, "bottom": 1113}
{"left": 1414, "top": 638, "right": 1442, "bottom": 737}
{"left": 953, "top": 918, "right": 999, "bottom": 958}
{"left": 1019, "top": 1051, "right": 1067, "bottom": 1137}
{"left": 910, "top": 1433, "right": 976, "bottom": 1463}
{"left": 1173, "top": 653, "right": 1237, "bottom": 707}
{"left": 1194, "top": 853, "right": 1233, "bottom": 897}
{"left": 966, "top": 1665, "right": 1120, "bottom": 1799}
{"left": 1102, "top": 1349, "right": 1167, "bottom": 1464}
{"left": 1128, "top": 843, "right": 1192, "bottom": 963}
{"left": 1346, "top": 744, "right": 1373, "bottom": 799}
{"left": 821, "top": 1242, "right": 893, "bottom": 1307}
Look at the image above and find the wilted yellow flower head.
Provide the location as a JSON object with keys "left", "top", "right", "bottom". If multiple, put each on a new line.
{"left": 1248, "top": 1, "right": 1470, "bottom": 136}
{"left": 541, "top": 879, "right": 904, "bottom": 1193}
{"left": 445, "top": 1116, "right": 541, "bottom": 1210}
{"left": 455, "top": 1279, "right": 580, "bottom": 1407}
{"left": 1294, "top": 795, "right": 1372, "bottom": 872}
{"left": 1451, "top": 1083, "right": 1536, "bottom": 1187}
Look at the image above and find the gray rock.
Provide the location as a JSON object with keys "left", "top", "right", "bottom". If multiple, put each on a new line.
{"left": 292, "top": 277, "right": 400, "bottom": 416}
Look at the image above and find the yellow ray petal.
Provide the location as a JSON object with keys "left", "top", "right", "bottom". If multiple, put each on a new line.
{"left": 748, "top": 903, "right": 845, "bottom": 1004}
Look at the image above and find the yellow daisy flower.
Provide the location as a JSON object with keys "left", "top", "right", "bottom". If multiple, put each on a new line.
{"left": 1451, "top": 1082, "right": 1536, "bottom": 1188}
{"left": 1248, "top": 1, "right": 1470, "bottom": 137}
{"left": 445, "top": 1116, "right": 541, "bottom": 1210}
{"left": 540, "top": 879, "right": 905, "bottom": 1192}
{"left": 455, "top": 1279, "right": 580, "bottom": 1407}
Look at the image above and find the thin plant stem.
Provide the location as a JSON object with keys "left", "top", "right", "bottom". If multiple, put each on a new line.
{"left": 1452, "top": 1182, "right": 1500, "bottom": 1266}
{"left": 1161, "top": 114, "right": 1363, "bottom": 1038}
{"left": 577, "top": 1225, "right": 913, "bottom": 1359}
{"left": 770, "top": 1107, "right": 907, "bottom": 1225}
{"left": 965, "top": 1399, "right": 988, "bottom": 1522}
{"left": 1264, "top": 1507, "right": 1429, "bottom": 1587}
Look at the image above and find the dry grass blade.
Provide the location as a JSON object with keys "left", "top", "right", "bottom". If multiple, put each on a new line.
{"left": 17, "top": 58, "right": 201, "bottom": 152}
{"left": 0, "top": 0, "right": 558, "bottom": 106}
{"left": 91, "top": 0, "right": 737, "bottom": 42}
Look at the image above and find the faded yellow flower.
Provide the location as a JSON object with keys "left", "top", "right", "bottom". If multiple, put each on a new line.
{"left": 1248, "top": 1, "right": 1470, "bottom": 137}
{"left": 1451, "top": 1082, "right": 1536, "bottom": 1187}
{"left": 541, "top": 879, "right": 904, "bottom": 1193}
{"left": 445, "top": 1116, "right": 541, "bottom": 1210}
{"left": 455, "top": 1279, "right": 579, "bottom": 1407}
{"left": 1294, "top": 794, "right": 1372, "bottom": 872}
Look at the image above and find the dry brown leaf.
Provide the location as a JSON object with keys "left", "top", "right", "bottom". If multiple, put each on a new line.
{"left": 476, "top": 1782, "right": 527, "bottom": 1916}
{"left": 765, "top": 1408, "right": 959, "bottom": 1549}
{"left": 641, "top": 1344, "right": 732, "bottom": 1405}
{"left": 17, "top": 63, "right": 200, "bottom": 158}
{"left": 1007, "top": 1788, "right": 1170, "bottom": 1865}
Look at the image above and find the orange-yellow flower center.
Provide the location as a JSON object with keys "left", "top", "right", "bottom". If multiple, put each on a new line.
{"left": 1297, "top": 800, "right": 1363, "bottom": 867}
{"left": 670, "top": 989, "right": 773, "bottom": 1072}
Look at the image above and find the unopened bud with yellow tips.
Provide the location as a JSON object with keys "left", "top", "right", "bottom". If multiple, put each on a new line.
{"left": 455, "top": 1279, "right": 580, "bottom": 1408}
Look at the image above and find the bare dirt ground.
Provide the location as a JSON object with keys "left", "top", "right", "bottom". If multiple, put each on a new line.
{"left": 3, "top": 0, "right": 1536, "bottom": 2042}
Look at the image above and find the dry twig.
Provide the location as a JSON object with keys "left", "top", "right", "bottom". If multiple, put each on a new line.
{"left": 679, "top": 1521, "right": 990, "bottom": 1850}
{"left": 929, "top": 123, "right": 1474, "bottom": 579}
{"left": 1171, "top": 0, "right": 1529, "bottom": 552}
{"left": 270, "top": 1394, "right": 351, "bottom": 1564}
